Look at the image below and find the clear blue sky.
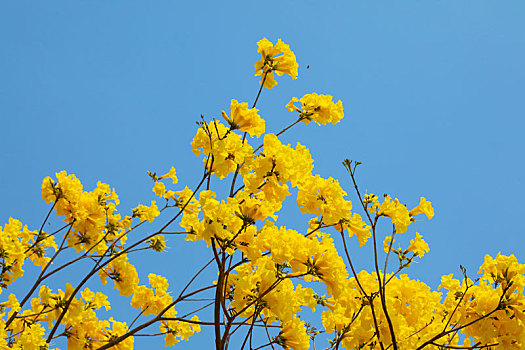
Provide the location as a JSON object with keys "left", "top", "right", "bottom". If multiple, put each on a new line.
{"left": 1, "top": 2, "right": 525, "bottom": 349}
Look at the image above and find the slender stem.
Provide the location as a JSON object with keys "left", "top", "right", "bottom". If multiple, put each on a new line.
{"left": 129, "top": 308, "right": 147, "bottom": 329}
{"left": 179, "top": 301, "right": 215, "bottom": 319}
{"left": 339, "top": 229, "right": 384, "bottom": 350}
{"left": 252, "top": 118, "right": 302, "bottom": 155}
{"left": 240, "top": 305, "right": 262, "bottom": 350}
{"left": 345, "top": 163, "right": 397, "bottom": 350}
{"left": 24, "top": 200, "right": 57, "bottom": 255}
{"left": 339, "top": 229, "right": 369, "bottom": 299}
{"left": 211, "top": 239, "right": 224, "bottom": 350}
{"left": 177, "top": 257, "right": 214, "bottom": 300}
{"left": 382, "top": 225, "right": 397, "bottom": 291}
{"left": 179, "top": 285, "right": 216, "bottom": 300}
{"left": 229, "top": 71, "right": 269, "bottom": 197}
{"left": 252, "top": 71, "right": 268, "bottom": 109}
{"left": 371, "top": 220, "right": 398, "bottom": 350}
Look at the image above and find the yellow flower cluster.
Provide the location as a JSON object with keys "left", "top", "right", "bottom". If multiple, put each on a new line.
{"left": 440, "top": 253, "right": 525, "bottom": 347}
{"left": 131, "top": 274, "right": 171, "bottom": 315}
{"left": 228, "top": 255, "right": 315, "bottom": 323}
{"left": 151, "top": 166, "right": 181, "bottom": 201}
{"left": 243, "top": 133, "right": 314, "bottom": 203}
{"left": 343, "top": 212, "right": 372, "bottom": 247}
{"left": 255, "top": 37, "right": 298, "bottom": 89}
{"left": 222, "top": 99, "right": 265, "bottom": 137}
{"left": 131, "top": 274, "right": 201, "bottom": 345}
{"left": 1, "top": 282, "right": 134, "bottom": 350}
{"left": 99, "top": 254, "right": 139, "bottom": 297}
{"left": 132, "top": 200, "right": 160, "bottom": 223}
{"left": 275, "top": 316, "right": 311, "bottom": 350}
{"left": 366, "top": 194, "right": 413, "bottom": 233}
{"left": 161, "top": 315, "right": 201, "bottom": 346}
{"left": 407, "top": 232, "right": 430, "bottom": 257}
{"left": 0, "top": 218, "right": 57, "bottom": 293}
{"left": 191, "top": 120, "right": 254, "bottom": 179}
{"left": 296, "top": 175, "right": 352, "bottom": 225}
{"left": 287, "top": 93, "right": 344, "bottom": 125}
{"left": 233, "top": 222, "right": 350, "bottom": 303}
{"left": 322, "top": 272, "right": 445, "bottom": 349}
{"left": 41, "top": 171, "right": 131, "bottom": 254}
{"left": 192, "top": 190, "right": 245, "bottom": 249}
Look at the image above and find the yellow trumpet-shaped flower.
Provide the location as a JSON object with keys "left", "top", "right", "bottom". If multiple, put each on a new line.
{"left": 407, "top": 232, "right": 430, "bottom": 257}
{"left": 159, "top": 166, "right": 178, "bottom": 184}
{"left": 255, "top": 37, "right": 298, "bottom": 89}
{"left": 222, "top": 99, "right": 265, "bottom": 137}
{"left": 287, "top": 93, "right": 344, "bottom": 125}
{"left": 409, "top": 196, "right": 434, "bottom": 219}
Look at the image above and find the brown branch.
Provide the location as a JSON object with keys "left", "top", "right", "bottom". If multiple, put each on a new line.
{"left": 344, "top": 160, "right": 397, "bottom": 350}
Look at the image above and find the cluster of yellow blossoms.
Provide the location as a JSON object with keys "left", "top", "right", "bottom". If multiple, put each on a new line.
{"left": 255, "top": 38, "right": 298, "bottom": 89}
{"left": 0, "top": 218, "right": 57, "bottom": 289}
{"left": 0, "top": 168, "right": 197, "bottom": 348}
{"left": 1, "top": 37, "right": 524, "bottom": 350}
{"left": 287, "top": 93, "right": 344, "bottom": 125}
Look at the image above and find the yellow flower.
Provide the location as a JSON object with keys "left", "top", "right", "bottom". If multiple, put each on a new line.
{"left": 147, "top": 235, "right": 166, "bottom": 252}
{"left": 149, "top": 273, "right": 169, "bottom": 293}
{"left": 159, "top": 166, "right": 178, "bottom": 184}
{"left": 379, "top": 196, "right": 411, "bottom": 234}
{"left": 407, "top": 232, "right": 430, "bottom": 257}
{"left": 276, "top": 317, "right": 310, "bottom": 350}
{"left": 409, "top": 197, "right": 434, "bottom": 219}
{"left": 99, "top": 255, "right": 139, "bottom": 297}
{"left": 191, "top": 120, "right": 254, "bottom": 179}
{"left": 222, "top": 99, "right": 265, "bottom": 137}
{"left": 296, "top": 174, "right": 352, "bottom": 225}
{"left": 132, "top": 201, "right": 160, "bottom": 223}
{"left": 345, "top": 213, "right": 371, "bottom": 247}
{"left": 383, "top": 235, "right": 395, "bottom": 253}
{"left": 287, "top": 93, "right": 344, "bottom": 125}
{"left": 15, "top": 323, "right": 47, "bottom": 350}
{"left": 81, "top": 287, "right": 110, "bottom": 311}
{"left": 162, "top": 315, "right": 201, "bottom": 345}
{"left": 152, "top": 181, "right": 166, "bottom": 198}
{"left": 2, "top": 293, "right": 21, "bottom": 313}
{"left": 255, "top": 37, "right": 298, "bottom": 89}
{"left": 103, "top": 318, "right": 134, "bottom": 350}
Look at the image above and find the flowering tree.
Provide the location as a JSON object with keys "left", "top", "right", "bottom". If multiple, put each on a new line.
{"left": 1, "top": 38, "right": 525, "bottom": 350}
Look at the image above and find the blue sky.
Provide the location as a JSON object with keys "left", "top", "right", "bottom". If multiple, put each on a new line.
{"left": 1, "top": 2, "right": 525, "bottom": 349}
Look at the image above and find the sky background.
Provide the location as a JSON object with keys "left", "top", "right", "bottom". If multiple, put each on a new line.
{"left": 1, "top": 1, "right": 525, "bottom": 349}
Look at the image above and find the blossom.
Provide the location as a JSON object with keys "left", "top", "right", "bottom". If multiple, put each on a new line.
{"left": 191, "top": 120, "right": 254, "bottom": 179}
{"left": 407, "top": 232, "right": 430, "bottom": 257}
{"left": 275, "top": 317, "right": 310, "bottom": 350}
{"left": 378, "top": 195, "right": 411, "bottom": 234}
{"left": 383, "top": 235, "right": 395, "bottom": 253}
{"left": 254, "top": 38, "right": 298, "bottom": 89}
{"left": 296, "top": 174, "right": 352, "bottom": 225}
{"left": 152, "top": 181, "right": 166, "bottom": 197}
{"left": 409, "top": 197, "right": 434, "bottom": 219}
{"left": 222, "top": 99, "right": 265, "bottom": 137}
{"left": 148, "top": 235, "right": 166, "bottom": 252}
{"left": 345, "top": 213, "right": 371, "bottom": 246}
{"left": 132, "top": 201, "right": 160, "bottom": 223}
{"left": 159, "top": 166, "right": 178, "bottom": 184}
{"left": 286, "top": 93, "right": 344, "bottom": 125}
{"left": 99, "top": 254, "right": 139, "bottom": 297}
